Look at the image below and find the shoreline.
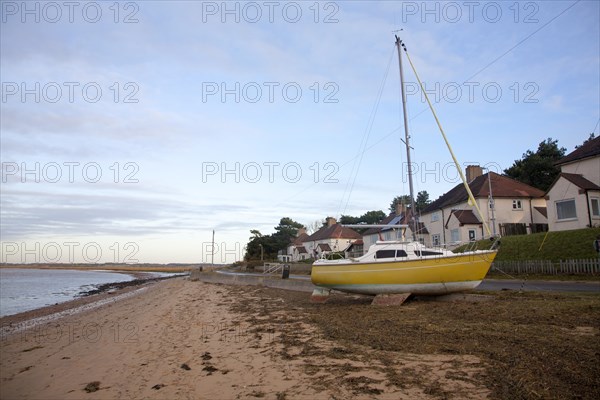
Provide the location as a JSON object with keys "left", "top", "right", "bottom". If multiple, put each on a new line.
{"left": 0, "top": 277, "right": 175, "bottom": 338}
{"left": 0, "top": 267, "right": 187, "bottom": 325}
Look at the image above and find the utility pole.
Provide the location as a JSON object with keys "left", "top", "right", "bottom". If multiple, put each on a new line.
{"left": 482, "top": 168, "right": 497, "bottom": 237}
{"left": 211, "top": 230, "right": 215, "bottom": 266}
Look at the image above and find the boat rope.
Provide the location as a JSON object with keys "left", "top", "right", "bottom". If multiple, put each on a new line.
{"left": 401, "top": 46, "right": 493, "bottom": 238}
{"left": 338, "top": 46, "right": 395, "bottom": 216}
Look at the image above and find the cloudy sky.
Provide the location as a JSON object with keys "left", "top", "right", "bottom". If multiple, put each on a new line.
{"left": 1, "top": 0, "right": 598, "bottom": 263}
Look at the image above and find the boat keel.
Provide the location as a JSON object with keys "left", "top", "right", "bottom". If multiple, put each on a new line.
{"left": 371, "top": 293, "right": 413, "bottom": 306}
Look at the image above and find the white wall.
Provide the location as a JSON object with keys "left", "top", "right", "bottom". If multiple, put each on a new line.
{"left": 422, "top": 196, "right": 547, "bottom": 241}
{"left": 561, "top": 157, "right": 600, "bottom": 185}
{"left": 303, "top": 238, "right": 355, "bottom": 257}
{"left": 547, "top": 177, "right": 593, "bottom": 231}
{"left": 444, "top": 214, "right": 483, "bottom": 244}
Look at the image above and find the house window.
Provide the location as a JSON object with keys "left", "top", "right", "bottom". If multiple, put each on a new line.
{"left": 591, "top": 198, "right": 600, "bottom": 217}
{"left": 556, "top": 199, "right": 576, "bottom": 220}
{"left": 431, "top": 212, "right": 440, "bottom": 222}
{"left": 512, "top": 200, "right": 522, "bottom": 210}
{"left": 450, "top": 229, "right": 460, "bottom": 242}
{"left": 432, "top": 234, "right": 441, "bottom": 246}
{"left": 468, "top": 229, "right": 476, "bottom": 241}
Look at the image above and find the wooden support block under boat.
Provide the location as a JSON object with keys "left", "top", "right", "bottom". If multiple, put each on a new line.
{"left": 371, "top": 293, "right": 413, "bottom": 306}
{"left": 310, "top": 287, "right": 331, "bottom": 303}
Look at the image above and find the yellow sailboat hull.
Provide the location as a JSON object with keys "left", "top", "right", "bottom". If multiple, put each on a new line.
{"left": 311, "top": 251, "right": 497, "bottom": 295}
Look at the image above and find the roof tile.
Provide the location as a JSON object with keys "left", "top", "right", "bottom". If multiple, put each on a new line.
{"left": 556, "top": 136, "right": 600, "bottom": 166}
{"left": 560, "top": 173, "right": 600, "bottom": 190}
{"left": 305, "top": 224, "right": 362, "bottom": 241}
{"left": 445, "top": 209, "right": 481, "bottom": 227}
{"left": 422, "top": 172, "right": 544, "bottom": 213}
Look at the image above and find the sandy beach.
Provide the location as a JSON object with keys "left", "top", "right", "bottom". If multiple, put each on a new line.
{"left": 0, "top": 277, "right": 485, "bottom": 399}
{"left": 1, "top": 277, "right": 599, "bottom": 399}
{"left": 1, "top": 278, "right": 304, "bottom": 400}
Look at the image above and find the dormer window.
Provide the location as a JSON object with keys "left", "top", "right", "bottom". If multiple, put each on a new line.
{"left": 512, "top": 200, "right": 522, "bottom": 210}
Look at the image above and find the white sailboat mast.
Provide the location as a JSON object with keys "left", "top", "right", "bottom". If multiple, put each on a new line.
{"left": 395, "top": 35, "right": 417, "bottom": 241}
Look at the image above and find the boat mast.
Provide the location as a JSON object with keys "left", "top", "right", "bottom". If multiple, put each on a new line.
{"left": 395, "top": 35, "right": 417, "bottom": 241}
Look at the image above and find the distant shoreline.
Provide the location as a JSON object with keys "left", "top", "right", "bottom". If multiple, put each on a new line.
{"left": 0, "top": 263, "right": 208, "bottom": 273}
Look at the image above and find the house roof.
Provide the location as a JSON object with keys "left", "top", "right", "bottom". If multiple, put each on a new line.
{"left": 345, "top": 240, "right": 364, "bottom": 252}
{"left": 445, "top": 209, "right": 481, "bottom": 228}
{"left": 555, "top": 136, "right": 600, "bottom": 166}
{"left": 534, "top": 206, "right": 548, "bottom": 218}
{"left": 560, "top": 173, "right": 600, "bottom": 191}
{"left": 414, "top": 222, "right": 429, "bottom": 235}
{"left": 362, "top": 212, "right": 400, "bottom": 235}
{"left": 422, "top": 172, "right": 545, "bottom": 213}
{"left": 317, "top": 243, "right": 332, "bottom": 251}
{"left": 362, "top": 210, "right": 426, "bottom": 235}
{"left": 291, "top": 232, "right": 309, "bottom": 246}
{"left": 305, "top": 223, "right": 361, "bottom": 242}
{"left": 295, "top": 246, "right": 307, "bottom": 254}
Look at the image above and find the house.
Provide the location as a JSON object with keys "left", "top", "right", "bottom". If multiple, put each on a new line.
{"left": 362, "top": 204, "right": 428, "bottom": 254}
{"left": 302, "top": 217, "right": 362, "bottom": 259}
{"left": 344, "top": 239, "right": 364, "bottom": 258}
{"left": 545, "top": 136, "right": 600, "bottom": 231}
{"left": 285, "top": 228, "right": 310, "bottom": 261}
{"left": 420, "top": 166, "right": 547, "bottom": 245}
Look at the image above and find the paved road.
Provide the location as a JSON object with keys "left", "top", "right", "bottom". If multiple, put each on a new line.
{"left": 479, "top": 279, "right": 600, "bottom": 293}
{"left": 217, "top": 270, "right": 600, "bottom": 293}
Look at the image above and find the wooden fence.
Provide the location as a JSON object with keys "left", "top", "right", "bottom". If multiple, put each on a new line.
{"left": 498, "top": 223, "right": 549, "bottom": 236}
{"left": 492, "top": 258, "right": 600, "bottom": 275}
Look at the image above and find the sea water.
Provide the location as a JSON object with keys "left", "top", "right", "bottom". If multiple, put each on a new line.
{"left": 0, "top": 268, "right": 136, "bottom": 317}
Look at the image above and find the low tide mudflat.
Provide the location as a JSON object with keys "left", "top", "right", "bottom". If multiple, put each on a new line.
{"left": 1, "top": 278, "right": 598, "bottom": 399}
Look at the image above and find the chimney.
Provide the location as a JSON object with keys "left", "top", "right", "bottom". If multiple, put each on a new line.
{"left": 326, "top": 217, "right": 337, "bottom": 227}
{"left": 466, "top": 165, "right": 483, "bottom": 182}
{"left": 297, "top": 227, "right": 306, "bottom": 236}
{"left": 395, "top": 202, "right": 405, "bottom": 216}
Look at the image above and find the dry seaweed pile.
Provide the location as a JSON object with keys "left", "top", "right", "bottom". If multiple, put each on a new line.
{"left": 78, "top": 276, "right": 175, "bottom": 296}
{"left": 228, "top": 286, "right": 600, "bottom": 399}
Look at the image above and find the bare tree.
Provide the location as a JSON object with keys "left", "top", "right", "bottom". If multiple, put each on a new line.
{"left": 306, "top": 219, "right": 325, "bottom": 234}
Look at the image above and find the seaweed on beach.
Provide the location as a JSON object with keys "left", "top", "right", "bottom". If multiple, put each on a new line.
{"left": 84, "top": 381, "right": 100, "bottom": 393}
{"left": 78, "top": 276, "right": 176, "bottom": 297}
{"left": 224, "top": 284, "right": 600, "bottom": 400}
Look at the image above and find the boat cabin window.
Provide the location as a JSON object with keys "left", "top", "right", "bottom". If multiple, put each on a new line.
{"left": 414, "top": 250, "right": 443, "bottom": 256}
{"left": 375, "top": 250, "right": 408, "bottom": 259}
{"left": 375, "top": 250, "right": 395, "bottom": 259}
